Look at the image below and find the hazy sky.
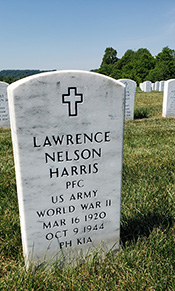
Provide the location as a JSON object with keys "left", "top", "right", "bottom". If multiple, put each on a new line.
{"left": 1, "top": 0, "right": 175, "bottom": 71}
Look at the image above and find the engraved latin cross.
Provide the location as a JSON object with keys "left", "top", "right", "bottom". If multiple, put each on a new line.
{"left": 62, "top": 87, "right": 83, "bottom": 116}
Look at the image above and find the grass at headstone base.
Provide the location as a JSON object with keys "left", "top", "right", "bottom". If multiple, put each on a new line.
{"left": 0, "top": 91, "right": 174, "bottom": 290}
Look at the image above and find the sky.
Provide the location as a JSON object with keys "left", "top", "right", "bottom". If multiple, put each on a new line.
{"left": 1, "top": 0, "right": 175, "bottom": 71}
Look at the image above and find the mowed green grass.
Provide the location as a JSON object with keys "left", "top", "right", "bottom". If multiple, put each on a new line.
{"left": 0, "top": 91, "right": 174, "bottom": 290}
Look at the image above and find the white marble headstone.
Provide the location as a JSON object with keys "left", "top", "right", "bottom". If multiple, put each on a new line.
{"left": 142, "top": 81, "right": 152, "bottom": 92}
{"left": 162, "top": 79, "right": 175, "bottom": 117}
{"left": 118, "top": 79, "right": 136, "bottom": 120}
{"left": 0, "top": 81, "right": 10, "bottom": 128}
{"left": 7, "top": 71, "right": 125, "bottom": 268}
{"left": 139, "top": 83, "right": 144, "bottom": 91}
{"left": 159, "top": 81, "right": 165, "bottom": 92}
{"left": 152, "top": 83, "right": 155, "bottom": 91}
{"left": 155, "top": 81, "right": 159, "bottom": 91}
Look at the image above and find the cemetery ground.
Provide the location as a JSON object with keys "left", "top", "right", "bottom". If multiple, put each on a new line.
{"left": 0, "top": 90, "right": 175, "bottom": 290}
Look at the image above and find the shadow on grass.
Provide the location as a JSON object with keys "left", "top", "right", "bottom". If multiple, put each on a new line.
{"left": 120, "top": 211, "right": 174, "bottom": 246}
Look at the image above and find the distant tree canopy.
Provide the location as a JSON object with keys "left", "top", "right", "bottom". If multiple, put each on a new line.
{"left": 98, "top": 47, "right": 118, "bottom": 76}
{"left": 0, "top": 69, "right": 56, "bottom": 84}
{"left": 98, "top": 46, "right": 175, "bottom": 84}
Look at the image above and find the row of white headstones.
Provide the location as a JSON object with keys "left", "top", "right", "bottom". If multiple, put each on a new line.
{"left": 139, "top": 80, "right": 165, "bottom": 92}
{"left": 0, "top": 72, "right": 175, "bottom": 269}
{"left": 139, "top": 79, "right": 175, "bottom": 117}
{"left": 1, "top": 78, "right": 175, "bottom": 129}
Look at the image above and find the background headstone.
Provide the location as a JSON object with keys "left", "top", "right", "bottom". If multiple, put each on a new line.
{"left": 118, "top": 79, "right": 136, "bottom": 120}
{"left": 139, "top": 83, "right": 144, "bottom": 91}
{"left": 159, "top": 81, "right": 165, "bottom": 92}
{"left": 142, "top": 81, "right": 152, "bottom": 92}
{"left": 162, "top": 79, "right": 175, "bottom": 117}
{"left": 155, "top": 81, "right": 159, "bottom": 91}
{"left": 0, "top": 82, "right": 10, "bottom": 128}
{"left": 152, "top": 83, "right": 155, "bottom": 91}
{"left": 8, "top": 71, "right": 125, "bottom": 268}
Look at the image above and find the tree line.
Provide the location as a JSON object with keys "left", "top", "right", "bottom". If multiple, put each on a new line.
{"left": 1, "top": 47, "right": 175, "bottom": 85}
{"left": 95, "top": 46, "right": 175, "bottom": 85}
{"left": 0, "top": 69, "right": 56, "bottom": 84}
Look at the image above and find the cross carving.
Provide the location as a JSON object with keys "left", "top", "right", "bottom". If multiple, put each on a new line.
{"left": 62, "top": 87, "right": 83, "bottom": 116}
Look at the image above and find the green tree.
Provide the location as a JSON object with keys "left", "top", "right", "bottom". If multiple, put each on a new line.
{"left": 110, "top": 48, "right": 155, "bottom": 84}
{"left": 114, "top": 49, "right": 135, "bottom": 70}
{"left": 98, "top": 47, "right": 118, "bottom": 76}
{"left": 133, "top": 49, "right": 155, "bottom": 82}
{"left": 98, "top": 46, "right": 175, "bottom": 83}
{"left": 110, "top": 49, "right": 135, "bottom": 79}
{"left": 146, "top": 47, "right": 175, "bottom": 81}
{"left": 101, "top": 47, "right": 118, "bottom": 65}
